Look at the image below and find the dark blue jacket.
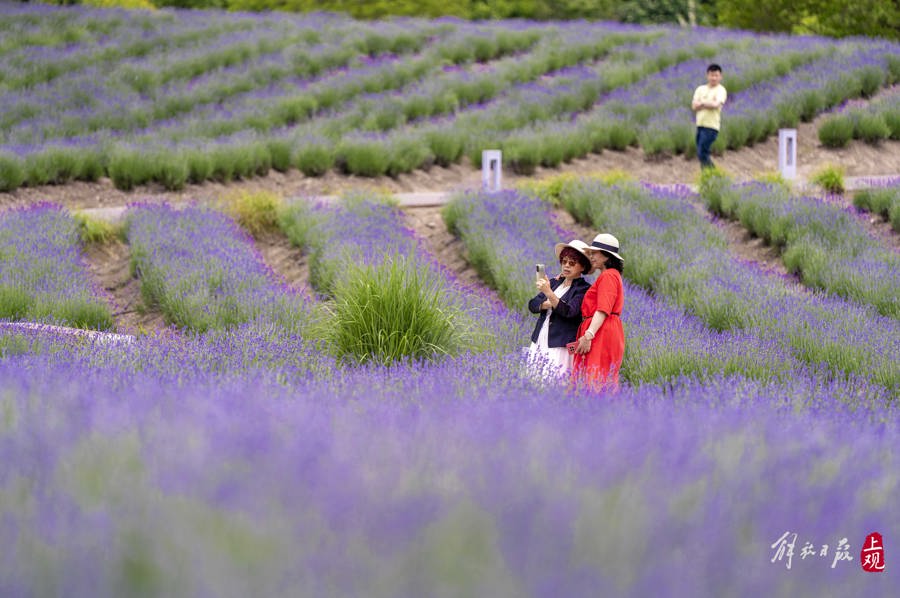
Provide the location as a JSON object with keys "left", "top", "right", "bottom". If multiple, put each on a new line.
{"left": 528, "top": 276, "right": 591, "bottom": 347}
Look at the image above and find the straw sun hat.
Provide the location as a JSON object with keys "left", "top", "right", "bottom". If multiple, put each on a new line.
{"left": 589, "top": 233, "right": 624, "bottom": 262}
{"left": 552, "top": 239, "right": 592, "bottom": 273}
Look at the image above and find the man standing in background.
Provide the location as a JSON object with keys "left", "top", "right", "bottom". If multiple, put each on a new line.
{"left": 692, "top": 64, "right": 727, "bottom": 168}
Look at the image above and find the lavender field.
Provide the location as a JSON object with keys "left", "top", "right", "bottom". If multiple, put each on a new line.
{"left": 1, "top": 2, "right": 898, "bottom": 191}
{"left": 2, "top": 3, "right": 899, "bottom": 596}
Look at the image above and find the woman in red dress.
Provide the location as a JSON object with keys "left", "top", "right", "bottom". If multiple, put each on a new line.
{"left": 572, "top": 233, "right": 625, "bottom": 391}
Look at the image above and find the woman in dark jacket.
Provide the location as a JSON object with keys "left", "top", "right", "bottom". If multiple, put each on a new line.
{"left": 526, "top": 239, "right": 592, "bottom": 380}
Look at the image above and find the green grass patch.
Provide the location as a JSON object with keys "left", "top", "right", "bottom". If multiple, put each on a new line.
{"left": 217, "top": 190, "right": 284, "bottom": 238}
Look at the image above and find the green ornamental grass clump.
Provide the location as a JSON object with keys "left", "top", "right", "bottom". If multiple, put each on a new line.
{"left": 218, "top": 190, "right": 284, "bottom": 238}
{"left": 811, "top": 164, "right": 845, "bottom": 195}
{"left": 327, "top": 256, "right": 468, "bottom": 366}
{"left": 73, "top": 212, "right": 123, "bottom": 245}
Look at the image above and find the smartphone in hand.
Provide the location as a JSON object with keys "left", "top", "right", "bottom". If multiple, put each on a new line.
{"left": 566, "top": 341, "right": 578, "bottom": 354}
{"left": 536, "top": 263, "right": 546, "bottom": 282}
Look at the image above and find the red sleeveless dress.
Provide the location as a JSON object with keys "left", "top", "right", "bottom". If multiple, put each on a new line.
{"left": 572, "top": 268, "right": 624, "bottom": 390}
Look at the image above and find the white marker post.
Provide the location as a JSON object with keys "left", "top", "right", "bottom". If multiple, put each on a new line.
{"left": 778, "top": 129, "right": 797, "bottom": 180}
{"left": 481, "top": 149, "right": 502, "bottom": 193}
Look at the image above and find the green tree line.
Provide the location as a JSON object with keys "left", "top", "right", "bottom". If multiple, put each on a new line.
{"left": 33, "top": 0, "right": 900, "bottom": 40}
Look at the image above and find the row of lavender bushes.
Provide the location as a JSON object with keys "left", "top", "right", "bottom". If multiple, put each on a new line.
{"left": 125, "top": 203, "right": 308, "bottom": 333}
{"left": 0, "top": 26, "right": 642, "bottom": 190}
{"left": 552, "top": 178, "right": 900, "bottom": 393}
{"left": 0, "top": 204, "right": 112, "bottom": 330}
{"left": 854, "top": 178, "right": 900, "bottom": 232}
{"left": 699, "top": 173, "right": 900, "bottom": 319}
{"left": 818, "top": 90, "right": 900, "bottom": 147}
{"left": 4, "top": 5, "right": 898, "bottom": 191}
{"left": 441, "top": 187, "right": 803, "bottom": 385}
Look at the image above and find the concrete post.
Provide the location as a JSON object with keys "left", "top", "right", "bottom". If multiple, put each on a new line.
{"left": 481, "top": 150, "right": 502, "bottom": 192}
{"left": 778, "top": 129, "right": 797, "bottom": 180}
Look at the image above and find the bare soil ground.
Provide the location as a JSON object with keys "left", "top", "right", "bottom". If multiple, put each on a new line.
{"left": 253, "top": 231, "right": 311, "bottom": 295}
{"left": 81, "top": 240, "right": 168, "bottom": 335}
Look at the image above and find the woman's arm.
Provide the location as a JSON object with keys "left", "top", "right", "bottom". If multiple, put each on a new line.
{"left": 575, "top": 310, "right": 607, "bottom": 354}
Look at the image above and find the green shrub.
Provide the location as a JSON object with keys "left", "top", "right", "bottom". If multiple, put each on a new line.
{"left": 108, "top": 147, "right": 155, "bottom": 191}
{"left": 209, "top": 145, "right": 244, "bottom": 182}
{"left": 426, "top": 128, "right": 465, "bottom": 167}
{"left": 607, "top": 120, "right": 637, "bottom": 151}
{"left": 854, "top": 187, "right": 900, "bottom": 232}
{"left": 73, "top": 212, "right": 123, "bottom": 244}
{"left": 883, "top": 108, "right": 900, "bottom": 140}
{"left": 267, "top": 139, "right": 293, "bottom": 172}
{"left": 184, "top": 148, "right": 214, "bottom": 184}
{"left": 855, "top": 113, "right": 891, "bottom": 144}
{"left": 294, "top": 140, "right": 335, "bottom": 177}
{"left": 697, "top": 168, "right": 734, "bottom": 216}
{"left": 327, "top": 256, "right": 468, "bottom": 366}
{"left": 858, "top": 65, "right": 886, "bottom": 98}
{"left": 0, "top": 286, "right": 30, "bottom": 321}
{"left": 502, "top": 136, "right": 541, "bottom": 175}
{"left": 386, "top": 135, "right": 433, "bottom": 177}
{"left": 152, "top": 151, "right": 189, "bottom": 191}
{"left": 0, "top": 153, "right": 25, "bottom": 192}
{"left": 337, "top": 138, "right": 390, "bottom": 177}
{"left": 78, "top": 149, "right": 105, "bottom": 182}
{"left": 811, "top": 165, "right": 845, "bottom": 195}
{"left": 818, "top": 115, "right": 854, "bottom": 148}
{"left": 218, "top": 190, "right": 284, "bottom": 238}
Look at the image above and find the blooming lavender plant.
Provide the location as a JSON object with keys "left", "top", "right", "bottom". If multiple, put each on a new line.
{"left": 125, "top": 203, "right": 306, "bottom": 333}
{"left": 0, "top": 342, "right": 896, "bottom": 596}
{"left": 854, "top": 179, "right": 900, "bottom": 232}
{"left": 443, "top": 189, "right": 801, "bottom": 385}
{"left": 0, "top": 203, "right": 112, "bottom": 330}
{"left": 699, "top": 178, "right": 900, "bottom": 318}
{"left": 558, "top": 180, "right": 900, "bottom": 392}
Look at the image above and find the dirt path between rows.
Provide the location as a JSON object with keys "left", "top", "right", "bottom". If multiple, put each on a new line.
{"left": 81, "top": 239, "right": 168, "bottom": 336}
{"left": 253, "top": 231, "right": 312, "bottom": 295}
{"left": 402, "top": 206, "right": 506, "bottom": 306}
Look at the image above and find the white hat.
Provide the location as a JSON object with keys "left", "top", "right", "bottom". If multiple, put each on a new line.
{"left": 554, "top": 239, "right": 591, "bottom": 260}
{"left": 589, "top": 233, "right": 623, "bottom": 262}
{"left": 553, "top": 239, "right": 592, "bottom": 271}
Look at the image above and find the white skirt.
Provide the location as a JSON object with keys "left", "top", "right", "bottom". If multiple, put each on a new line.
{"left": 525, "top": 309, "right": 573, "bottom": 381}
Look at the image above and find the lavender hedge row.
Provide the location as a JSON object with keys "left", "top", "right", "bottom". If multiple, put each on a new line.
{"left": 125, "top": 203, "right": 307, "bottom": 333}
{"left": 819, "top": 90, "right": 900, "bottom": 147}
{"left": 0, "top": 340, "right": 896, "bottom": 596}
{"left": 700, "top": 176, "right": 900, "bottom": 318}
{"left": 456, "top": 35, "right": 868, "bottom": 169}
{"left": 556, "top": 180, "right": 900, "bottom": 392}
{"left": 4, "top": 4, "right": 892, "bottom": 189}
{"left": 278, "top": 195, "right": 523, "bottom": 362}
{"left": 0, "top": 203, "right": 112, "bottom": 330}
{"left": 441, "top": 189, "right": 801, "bottom": 384}
{"left": 854, "top": 178, "right": 900, "bottom": 232}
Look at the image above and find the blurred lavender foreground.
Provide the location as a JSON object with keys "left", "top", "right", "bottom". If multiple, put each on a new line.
{"left": 0, "top": 336, "right": 896, "bottom": 596}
